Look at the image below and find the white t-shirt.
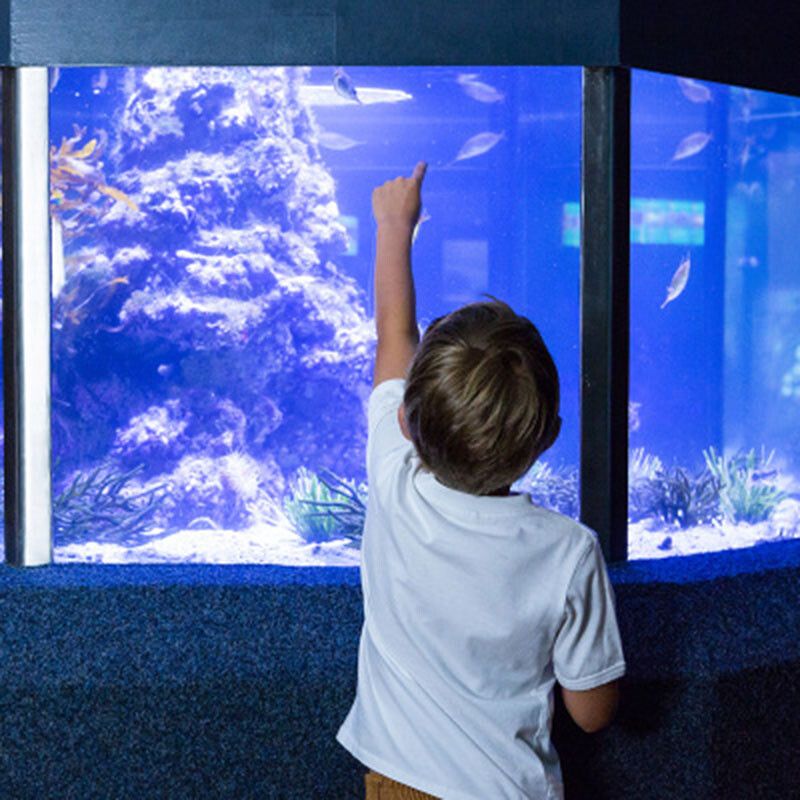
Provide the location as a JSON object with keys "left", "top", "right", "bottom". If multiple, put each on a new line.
{"left": 336, "top": 379, "right": 626, "bottom": 800}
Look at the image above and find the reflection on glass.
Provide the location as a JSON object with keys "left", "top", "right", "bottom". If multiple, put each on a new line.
{"left": 629, "top": 70, "right": 800, "bottom": 559}
{"left": 47, "top": 66, "right": 581, "bottom": 564}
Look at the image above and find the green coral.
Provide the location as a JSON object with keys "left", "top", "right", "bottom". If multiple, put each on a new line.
{"left": 53, "top": 462, "right": 169, "bottom": 546}
{"left": 514, "top": 462, "right": 579, "bottom": 518}
{"left": 629, "top": 447, "right": 663, "bottom": 487}
{"left": 703, "top": 446, "right": 788, "bottom": 524}
{"left": 628, "top": 465, "right": 721, "bottom": 529}
{"left": 283, "top": 467, "right": 367, "bottom": 544}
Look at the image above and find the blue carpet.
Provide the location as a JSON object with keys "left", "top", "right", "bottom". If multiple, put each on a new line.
{"left": 1, "top": 539, "right": 799, "bottom": 799}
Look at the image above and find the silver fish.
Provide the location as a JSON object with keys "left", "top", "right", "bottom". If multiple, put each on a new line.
{"left": 628, "top": 401, "right": 642, "bottom": 433}
{"left": 92, "top": 69, "right": 108, "bottom": 93}
{"left": 660, "top": 253, "right": 691, "bottom": 309}
{"left": 49, "top": 66, "right": 61, "bottom": 92}
{"left": 677, "top": 77, "right": 712, "bottom": 104}
{"left": 672, "top": 131, "right": 712, "bottom": 161}
{"left": 452, "top": 131, "right": 506, "bottom": 164}
{"left": 317, "top": 130, "right": 364, "bottom": 151}
{"left": 412, "top": 209, "right": 431, "bottom": 245}
{"left": 333, "top": 67, "right": 362, "bottom": 104}
{"left": 456, "top": 73, "right": 505, "bottom": 103}
{"left": 752, "top": 469, "right": 778, "bottom": 482}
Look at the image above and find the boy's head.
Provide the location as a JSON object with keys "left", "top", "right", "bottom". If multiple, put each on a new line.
{"left": 399, "top": 297, "right": 561, "bottom": 496}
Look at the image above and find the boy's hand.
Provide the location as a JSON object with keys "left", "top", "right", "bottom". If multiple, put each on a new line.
{"left": 372, "top": 161, "right": 427, "bottom": 230}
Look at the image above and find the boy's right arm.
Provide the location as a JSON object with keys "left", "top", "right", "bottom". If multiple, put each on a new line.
{"left": 552, "top": 534, "right": 626, "bottom": 734}
{"left": 560, "top": 680, "right": 620, "bottom": 734}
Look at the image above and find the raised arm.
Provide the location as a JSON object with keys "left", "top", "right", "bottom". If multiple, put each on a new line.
{"left": 371, "top": 161, "right": 427, "bottom": 387}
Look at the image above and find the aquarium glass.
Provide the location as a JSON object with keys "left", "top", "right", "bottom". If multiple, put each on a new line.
{"left": 48, "top": 66, "right": 582, "bottom": 564}
{"left": 629, "top": 69, "right": 800, "bottom": 559}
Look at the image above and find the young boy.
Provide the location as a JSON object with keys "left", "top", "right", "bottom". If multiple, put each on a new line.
{"left": 336, "top": 162, "right": 626, "bottom": 799}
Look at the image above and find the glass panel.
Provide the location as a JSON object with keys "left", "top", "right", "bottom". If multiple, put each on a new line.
{"left": 629, "top": 69, "right": 800, "bottom": 559}
{"left": 49, "top": 66, "right": 581, "bottom": 564}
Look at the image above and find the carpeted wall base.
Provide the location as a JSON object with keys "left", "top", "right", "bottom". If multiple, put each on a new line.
{"left": 1, "top": 539, "right": 799, "bottom": 799}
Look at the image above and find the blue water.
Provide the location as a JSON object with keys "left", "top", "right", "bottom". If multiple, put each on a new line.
{"left": 1, "top": 65, "right": 798, "bottom": 565}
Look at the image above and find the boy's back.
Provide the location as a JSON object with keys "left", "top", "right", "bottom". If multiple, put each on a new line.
{"left": 336, "top": 378, "right": 626, "bottom": 800}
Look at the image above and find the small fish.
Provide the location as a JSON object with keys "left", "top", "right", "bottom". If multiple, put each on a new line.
{"left": 738, "top": 135, "right": 756, "bottom": 169}
{"left": 672, "top": 131, "right": 712, "bottom": 161}
{"left": 412, "top": 209, "right": 431, "bottom": 245}
{"left": 456, "top": 73, "right": 505, "bottom": 103}
{"left": 677, "top": 77, "right": 712, "bottom": 104}
{"left": 70, "top": 276, "right": 130, "bottom": 318}
{"left": 333, "top": 68, "right": 362, "bottom": 104}
{"left": 751, "top": 469, "right": 778, "bottom": 482}
{"left": 628, "top": 401, "right": 642, "bottom": 433}
{"left": 451, "top": 131, "right": 506, "bottom": 165}
{"left": 91, "top": 69, "right": 108, "bottom": 93}
{"left": 49, "top": 67, "right": 61, "bottom": 92}
{"left": 317, "top": 130, "right": 364, "bottom": 151}
{"left": 660, "top": 253, "right": 692, "bottom": 309}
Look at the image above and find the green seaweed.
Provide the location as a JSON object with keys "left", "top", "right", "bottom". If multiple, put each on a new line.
{"left": 629, "top": 465, "right": 721, "bottom": 529}
{"left": 629, "top": 447, "right": 663, "bottom": 487}
{"left": 515, "top": 462, "right": 580, "bottom": 518}
{"left": 703, "top": 446, "right": 788, "bottom": 524}
{"left": 53, "top": 462, "right": 169, "bottom": 546}
{"left": 283, "top": 467, "right": 368, "bottom": 544}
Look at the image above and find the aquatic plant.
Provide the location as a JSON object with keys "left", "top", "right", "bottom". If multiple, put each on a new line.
{"left": 283, "top": 467, "right": 368, "bottom": 544}
{"left": 629, "top": 447, "right": 663, "bottom": 486}
{"left": 49, "top": 124, "right": 138, "bottom": 241}
{"left": 703, "top": 446, "right": 788, "bottom": 524}
{"left": 628, "top": 465, "right": 721, "bottom": 529}
{"left": 514, "top": 462, "right": 580, "bottom": 518}
{"left": 53, "top": 462, "right": 169, "bottom": 546}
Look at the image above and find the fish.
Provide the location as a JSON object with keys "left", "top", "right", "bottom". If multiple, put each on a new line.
{"left": 677, "top": 77, "right": 712, "bottom": 104}
{"left": 752, "top": 469, "right": 778, "bottom": 482}
{"left": 92, "top": 69, "right": 108, "bottom": 93}
{"left": 456, "top": 73, "right": 505, "bottom": 103}
{"left": 672, "top": 131, "right": 712, "bottom": 161}
{"left": 412, "top": 209, "right": 431, "bottom": 245}
{"left": 333, "top": 68, "right": 362, "bottom": 104}
{"left": 317, "top": 130, "right": 364, "bottom": 151}
{"left": 738, "top": 135, "right": 756, "bottom": 169}
{"left": 628, "top": 401, "right": 642, "bottom": 433}
{"left": 70, "top": 276, "right": 130, "bottom": 317}
{"left": 450, "top": 131, "right": 506, "bottom": 165}
{"left": 49, "top": 67, "right": 61, "bottom": 92}
{"left": 660, "top": 253, "right": 692, "bottom": 309}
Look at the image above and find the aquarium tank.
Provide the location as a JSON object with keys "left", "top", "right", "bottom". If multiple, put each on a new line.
{"left": 628, "top": 70, "right": 800, "bottom": 558}
{"left": 0, "top": 64, "right": 797, "bottom": 565}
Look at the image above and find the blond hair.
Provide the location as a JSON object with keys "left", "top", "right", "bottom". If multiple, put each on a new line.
{"left": 403, "top": 297, "right": 561, "bottom": 495}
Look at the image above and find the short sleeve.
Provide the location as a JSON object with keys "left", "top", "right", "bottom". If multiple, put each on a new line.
{"left": 366, "top": 378, "right": 413, "bottom": 485}
{"left": 552, "top": 533, "right": 626, "bottom": 690}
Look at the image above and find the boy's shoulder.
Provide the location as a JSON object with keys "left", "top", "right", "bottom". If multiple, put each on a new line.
{"left": 524, "top": 503, "right": 601, "bottom": 556}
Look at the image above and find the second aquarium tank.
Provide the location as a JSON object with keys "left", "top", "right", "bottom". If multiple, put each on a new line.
{"left": 1, "top": 64, "right": 797, "bottom": 565}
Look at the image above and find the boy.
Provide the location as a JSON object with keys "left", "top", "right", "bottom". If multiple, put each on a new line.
{"left": 336, "top": 162, "right": 626, "bottom": 799}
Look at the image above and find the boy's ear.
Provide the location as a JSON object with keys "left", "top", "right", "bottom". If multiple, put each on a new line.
{"left": 398, "top": 403, "right": 412, "bottom": 441}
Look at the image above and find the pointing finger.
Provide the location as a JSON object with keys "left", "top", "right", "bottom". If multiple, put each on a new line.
{"left": 411, "top": 161, "right": 428, "bottom": 184}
